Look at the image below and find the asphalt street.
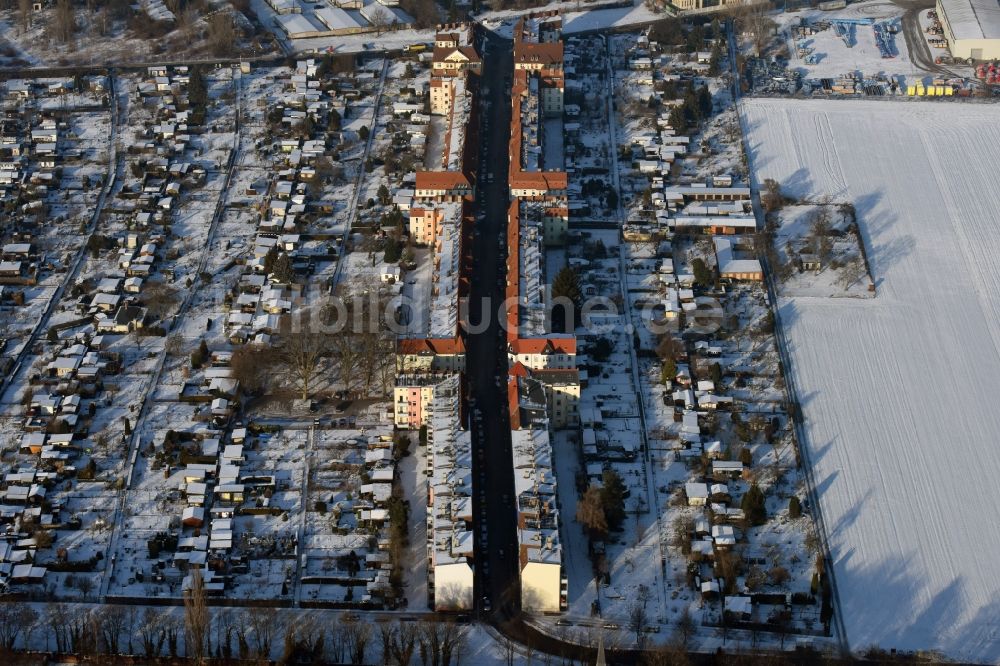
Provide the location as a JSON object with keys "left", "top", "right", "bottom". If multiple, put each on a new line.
{"left": 467, "top": 28, "right": 519, "bottom": 622}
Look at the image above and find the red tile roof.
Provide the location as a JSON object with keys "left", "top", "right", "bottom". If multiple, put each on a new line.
{"left": 415, "top": 171, "right": 471, "bottom": 191}
{"left": 396, "top": 337, "right": 466, "bottom": 355}
{"left": 508, "top": 337, "right": 576, "bottom": 355}
{"left": 509, "top": 171, "right": 568, "bottom": 191}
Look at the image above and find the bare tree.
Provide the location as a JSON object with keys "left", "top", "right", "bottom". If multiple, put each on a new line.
{"left": 17, "top": 0, "right": 31, "bottom": 33}
{"left": 576, "top": 485, "right": 608, "bottom": 540}
{"left": 215, "top": 608, "right": 237, "bottom": 660}
{"left": 53, "top": 0, "right": 76, "bottom": 43}
{"left": 677, "top": 606, "right": 696, "bottom": 648}
{"left": 628, "top": 601, "right": 648, "bottom": 647}
{"left": 46, "top": 603, "right": 71, "bottom": 653}
{"left": 369, "top": 7, "right": 392, "bottom": 35}
{"left": 165, "top": 333, "right": 185, "bottom": 357}
{"left": 358, "top": 328, "right": 381, "bottom": 397}
{"left": 67, "top": 606, "right": 96, "bottom": 655}
{"left": 376, "top": 336, "right": 396, "bottom": 396}
{"left": 331, "top": 330, "right": 361, "bottom": 397}
{"left": 207, "top": 13, "right": 237, "bottom": 56}
{"left": 246, "top": 606, "right": 279, "bottom": 659}
{"left": 387, "top": 621, "right": 417, "bottom": 665}
{"left": 0, "top": 603, "right": 38, "bottom": 651}
{"left": 139, "top": 607, "right": 166, "bottom": 658}
{"left": 729, "top": 0, "right": 776, "bottom": 57}
{"left": 96, "top": 605, "right": 129, "bottom": 655}
{"left": 494, "top": 632, "right": 516, "bottom": 666}
{"left": 124, "top": 606, "right": 138, "bottom": 656}
{"left": 184, "top": 568, "right": 210, "bottom": 662}
{"left": 343, "top": 617, "right": 373, "bottom": 664}
{"left": 276, "top": 310, "right": 330, "bottom": 401}
{"left": 140, "top": 280, "right": 180, "bottom": 320}
{"left": 76, "top": 575, "right": 94, "bottom": 599}
{"left": 416, "top": 621, "right": 451, "bottom": 666}
{"left": 230, "top": 343, "right": 275, "bottom": 394}
{"left": 178, "top": 6, "right": 200, "bottom": 43}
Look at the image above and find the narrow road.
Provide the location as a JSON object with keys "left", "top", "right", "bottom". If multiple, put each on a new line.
{"left": 728, "top": 20, "right": 849, "bottom": 657}
{"left": 0, "top": 73, "right": 121, "bottom": 402}
{"left": 292, "top": 426, "right": 316, "bottom": 606}
{"left": 603, "top": 34, "right": 666, "bottom": 621}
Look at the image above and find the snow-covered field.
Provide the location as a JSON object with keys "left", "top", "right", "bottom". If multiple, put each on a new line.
{"left": 744, "top": 98, "right": 1000, "bottom": 663}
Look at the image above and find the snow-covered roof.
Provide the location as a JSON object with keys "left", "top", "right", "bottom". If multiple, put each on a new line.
{"left": 941, "top": 0, "right": 1000, "bottom": 41}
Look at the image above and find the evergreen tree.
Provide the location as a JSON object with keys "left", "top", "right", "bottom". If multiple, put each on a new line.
{"left": 697, "top": 85, "right": 713, "bottom": 119}
{"left": 708, "top": 41, "right": 723, "bottom": 76}
{"left": 691, "top": 258, "right": 713, "bottom": 288}
{"left": 271, "top": 252, "right": 294, "bottom": 283}
{"left": 263, "top": 246, "right": 279, "bottom": 275}
{"left": 661, "top": 357, "right": 677, "bottom": 384}
{"left": 600, "top": 470, "right": 627, "bottom": 532}
{"left": 741, "top": 483, "right": 767, "bottom": 526}
{"left": 551, "top": 266, "right": 582, "bottom": 334}
{"left": 788, "top": 495, "right": 802, "bottom": 519}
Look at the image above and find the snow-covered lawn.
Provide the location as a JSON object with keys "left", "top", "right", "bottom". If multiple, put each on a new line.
{"left": 744, "top": 97, "right": 1000, "bottom": 663}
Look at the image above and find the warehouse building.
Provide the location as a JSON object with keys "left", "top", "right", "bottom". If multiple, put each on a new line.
{"left": 936, "top": 0, "right": 1000, "bottom": 60}
{"left": 274, "top": 13, "right": 326, "bottom": 39}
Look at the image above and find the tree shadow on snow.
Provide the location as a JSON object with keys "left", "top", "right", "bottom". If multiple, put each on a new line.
{"left": 836, "top": 554, "right": 1000, "bottom": 661}
{"left": 783, "top": 167, "right": 813, "bottom": 199}
{"left": 850, "top": 190, "right": 916, "bottom": 289}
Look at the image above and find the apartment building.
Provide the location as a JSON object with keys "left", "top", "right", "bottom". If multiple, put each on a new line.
{"left": 426, "top": 375, "right": 475, "bottom": 611}
{"left": 508, "top": 373, "right": 567, "bottom": 612}
{"left": 431, "top": 25, "right": 483, "bottom": 77}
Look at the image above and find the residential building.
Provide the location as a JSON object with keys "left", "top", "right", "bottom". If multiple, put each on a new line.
{"left": 426, "top": 375, "right": 474, "bottom": 611}
{"left": 509, "top": 373, "right": 566, "bottom": 612}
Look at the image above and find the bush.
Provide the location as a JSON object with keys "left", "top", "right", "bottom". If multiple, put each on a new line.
{"left": 691, "top": 258, "right": 713, "bottom": 288}
{"left": 769, "top": 566, "right": 791, "bottom": 586}
{"left": 591, "top": 338, "right": 613, "bottom": 362}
